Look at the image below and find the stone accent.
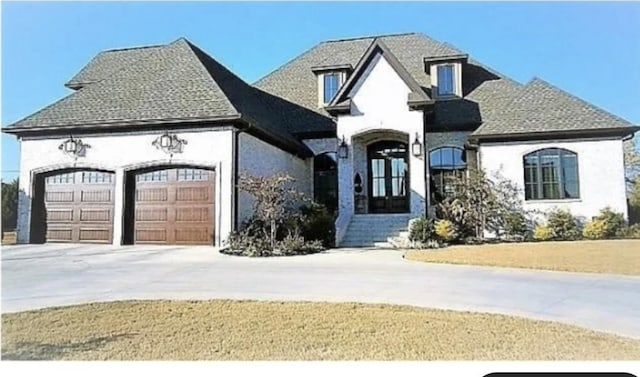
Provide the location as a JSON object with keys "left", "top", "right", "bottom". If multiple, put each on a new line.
{"left": 425, "top": 131, "right": 471, "bottom": 152}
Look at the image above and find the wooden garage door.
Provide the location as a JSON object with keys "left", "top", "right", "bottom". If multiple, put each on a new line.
{"left": 134, "top": 168, "right": 215, "bottom": 245}
{"left": 44, "top": 171, "right": 115, "bottom": 243}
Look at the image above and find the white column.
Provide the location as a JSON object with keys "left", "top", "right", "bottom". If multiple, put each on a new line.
{"left": 111, "top": 168, "right": 125, "bottom": 246}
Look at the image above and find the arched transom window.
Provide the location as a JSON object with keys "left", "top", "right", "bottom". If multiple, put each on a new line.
{"left": 429, "top": 147, "right": 466, "bottom": 200}
{"left": 523, "top": 148, "right": 579, "bottom": 200}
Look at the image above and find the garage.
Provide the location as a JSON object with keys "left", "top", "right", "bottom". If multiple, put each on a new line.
{"left": 37, "top": 170, "right": 115, "bottom": 243}
{"left": 133, "top": 167, "right": 215, "bottom": 245}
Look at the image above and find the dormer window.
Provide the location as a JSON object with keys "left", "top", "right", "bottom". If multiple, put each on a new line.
{"left": 323, "top": 72, "right": 341, "bottom": 104}
{"left": 436, "top": 64, "right": 455, "bottom": 96}
{"left": 425, "top": 54, "right": 467, "bottom": 100}
{"left": 312, "top": 65, "right": 352, "bottom": 108}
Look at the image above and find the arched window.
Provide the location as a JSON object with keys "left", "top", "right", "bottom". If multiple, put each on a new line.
{"left": 523, "top": 148, "right": 579, "bottom": 200}
{"left": 429, "top": 147, "right": 466, "bottom": 200}
{"left": 313, "top": 152, "right": 338, "bottom": 213}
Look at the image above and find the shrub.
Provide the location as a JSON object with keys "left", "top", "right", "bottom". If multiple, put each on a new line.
{"left": 435, "top": 219, "right": 458, "bottom": 243}
{"left": 583, "top": 219, "right": 608, "bottom": 240}
{"left": 533, "top": 225, "right": 554, "bottom": 241}
{"left": 408, "top": 217, "right": 436, "bottom": 244}
{"left": 297, "top": 203, "right": 335, "bottom": 248}
{"left": 546, "top": 208, "right": 581, "bottom": 241}
{"left": 224, "top": 173, "right": 327, "bottom": 257}
{"left": 503, "top": 211, "right": 529, "bottom": 240}
{"left": 275, "top": 233, "right": 324, "bottom": 256}
{"left": 616, "top": 224, "right": 640, "bottom": 239}
{"left": 225, "top": 231, "right": 272, "bottom": 257}
{"left": 594, "top": 207, "right": 626, "bottom": 238}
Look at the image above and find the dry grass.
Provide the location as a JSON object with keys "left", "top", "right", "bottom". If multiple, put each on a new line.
{"left": 1, "top": 231, "right": 17, "bottom": 245}
{"left": 3, "top": 300, "right": 640, "bottom": 360}
{"left": 405, "top": 239, "right": 640, "bottom": 275}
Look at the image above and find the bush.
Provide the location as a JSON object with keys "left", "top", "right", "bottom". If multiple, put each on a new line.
{"left": 533, "top": 225, "right": 554, "bottom": 241}
{"left": 225, "top": 231, "right": 272, "bottom": 257}
{"left": 435, "top": 219, "right": 458, "bottom": 242}
{"left": 297, "top": 203, "right": 335, "bottom": 248}
{"left": 594, "top": 207, "right": 626, "bottom": 238}
{"left": 616, "top": 224, "right": 640, "bottom": 239}
{"left": 408, "top": 217, "right": 435, "bottom": 243}
{"left": 503, "top": 211, "right": 529, "bottom": 240}
{"left": 546, "top": 208, "right": 581, "bottom": 241}
{"left": 583, "top": 219, "right": 608, "bottom": 240}
{"left": 275, "top": 233, "right": 324, "bottom": 256}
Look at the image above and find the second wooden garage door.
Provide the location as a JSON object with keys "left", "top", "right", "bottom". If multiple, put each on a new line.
{"left": 134, "top": 167, "right": 215, "bottom": 245}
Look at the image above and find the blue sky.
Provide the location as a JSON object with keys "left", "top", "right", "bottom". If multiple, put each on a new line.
{"left": 2, "top": 1, "right": 639, "bottom": 181}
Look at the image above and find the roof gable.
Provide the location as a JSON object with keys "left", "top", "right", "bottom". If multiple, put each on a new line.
{"left": 326, "top": 39, "right": 432, "bottom": 113}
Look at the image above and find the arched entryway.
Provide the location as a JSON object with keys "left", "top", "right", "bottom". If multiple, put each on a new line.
{"left": 313, "top": 152, "right": 338, "bottom": 214}
{"left": 30, "top": 168, "right": 116, "bottom": 243}
{"left": 367, "top": 140, "right": 409, "bottom": 213}
{"left": 122, "top": 165, "right": 216, "bottom": 245}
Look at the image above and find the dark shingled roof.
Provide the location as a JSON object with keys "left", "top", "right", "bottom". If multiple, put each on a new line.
{"left": 5, "top": 38, "right": 337, "bottom": 155}
{"left": 65, "top": 44, "right": 164, "bottom": 89}
{"left": 255, "top": 32, "right": 636, "bottom": 136}
{"left": 471, "top": 77, "right": 637, "bottom": 137}
{"left": 6, "top": 32, "right": 636, "bottom": 147}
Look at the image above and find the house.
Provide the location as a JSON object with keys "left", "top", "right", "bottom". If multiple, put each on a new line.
{"left": 4, "top": 33, "right": 638, "bottom": 247}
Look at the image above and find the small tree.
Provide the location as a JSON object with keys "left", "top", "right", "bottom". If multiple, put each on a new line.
{"left": 436, "top": 169, "right": 526, "bottom": 240}
{"left": 1, "top": 179, "right": 19, "bottom": 233}
{"left": 238, "top": 173, "right": 305, "bottom": 250}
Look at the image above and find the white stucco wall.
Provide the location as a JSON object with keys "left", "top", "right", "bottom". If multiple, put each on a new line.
{"left": 237, "top": 132, "right": 312, "bottom": 227}
{"left": 16, "top": 128, "right": 235, "bottom": 245}
{"left": 336, "top": 52, "right": 426, "bottom": 222}
{"left": 480, "top": 138, "right": 629, "bottom": 221}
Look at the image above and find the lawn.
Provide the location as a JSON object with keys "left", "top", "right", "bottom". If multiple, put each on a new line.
{"left": 3, "top": 300, "right": 640, "bottom": 360}
{"left": 404, "top": 239, "right": 640, "bottom": 275}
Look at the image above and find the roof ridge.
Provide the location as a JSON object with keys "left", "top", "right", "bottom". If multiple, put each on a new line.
{"left": 321, "top": 32, "right": 417, "bottom": 44}
{"left": 180, "top": 40, "right": 242, "bottom": 115}
{"left": 100, "top": 43, "right": 167, "bottom": 54}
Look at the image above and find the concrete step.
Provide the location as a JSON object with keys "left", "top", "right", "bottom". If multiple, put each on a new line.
{"left": 339, "top": 213, "right": 412, "bottom": 248}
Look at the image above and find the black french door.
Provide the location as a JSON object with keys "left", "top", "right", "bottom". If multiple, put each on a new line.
{"left": 367, "top": 141, "right": 409, "bottom": 213}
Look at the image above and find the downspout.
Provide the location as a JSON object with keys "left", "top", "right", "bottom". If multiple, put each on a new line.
{"left": 232, "top": 126, "right": 244, "bottom": 232}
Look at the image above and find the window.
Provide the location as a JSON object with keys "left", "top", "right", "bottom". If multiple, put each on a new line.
{"left": 323, "top": 72, "right": 340, "bottom": 104}
{"left": 82, "top": 171, "right": 112, "bottom": 184}
{"left": 437, "top": 64, "right": 455, "bottom": 96}
{"left": 136, "top": 170, "right": 169, "bottom": 182}
{"left": 429, "top": 147, "right": 466, "bottom": 200}
{"left": 46, "top": 172, "right": 75, "bottom": 184}
{"left": 177, "top": 168, "right": 209, "bottom": 181}
{"left": 313, "top": 153, "right": 338, "bottom": 213}
{"left": 523, "top": 148, "right": 579, "bottom": 200}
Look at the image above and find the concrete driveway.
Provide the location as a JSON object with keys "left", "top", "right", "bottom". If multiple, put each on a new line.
{"left": 3, "top": 244, "right": 640, "bottom": 339}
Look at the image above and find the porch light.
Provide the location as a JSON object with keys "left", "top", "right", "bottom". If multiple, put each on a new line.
{"left": 337, "top": 136, "right": 348, "bottom": 159}
{"left": 159, "top": 132, "right": 172, "bottom": 148}
{"left": 411, "top": 133, "right": 422, "bottom": 157}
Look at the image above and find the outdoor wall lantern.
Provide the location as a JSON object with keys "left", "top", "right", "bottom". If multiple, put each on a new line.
{"left": 411, "top": 133, "right": 422, "bottom": 157}
{"left": 58, "top": 136, "right": 88, "bottom": 159}
{"left": 152, "top": 131, "right": 188, "bottom": 157}
{"left": 337, "top": 136, "right": 348, "bottom": 159}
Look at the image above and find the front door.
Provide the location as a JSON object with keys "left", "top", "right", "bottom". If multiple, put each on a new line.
{"left": 367, "top": 141, "right": 409, "bottom": 213}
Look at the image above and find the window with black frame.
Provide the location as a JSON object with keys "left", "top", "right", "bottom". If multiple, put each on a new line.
{"left": 429, "top": 147, "right": 466, "bottom": 201}
{"left": 523, "top": 148, "right": 579, "bottom": 200}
